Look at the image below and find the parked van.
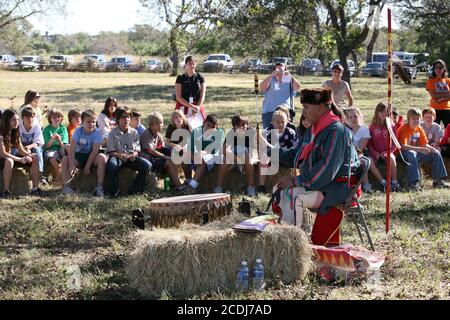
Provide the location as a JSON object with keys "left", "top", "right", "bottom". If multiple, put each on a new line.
{"left": 0, "top": 54, "right": 16, "bottom": 64}
{"left": 49, "top": 55, "right": 75, "bottom": 65}
{"left": 83, "top": 54, "right": 106, "bottom": 63}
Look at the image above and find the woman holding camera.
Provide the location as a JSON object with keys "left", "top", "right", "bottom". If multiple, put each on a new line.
{"left": 260, "top": 62, "right": 301, "bottom": 129}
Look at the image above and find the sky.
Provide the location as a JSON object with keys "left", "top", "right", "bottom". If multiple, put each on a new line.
{"left": 29, "top": 0, "right": 399, "bottom": 36}
{"left": 29, "top": 0, "right": 149, "bottom": 35}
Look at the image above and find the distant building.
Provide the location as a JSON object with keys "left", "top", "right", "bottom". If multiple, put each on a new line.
{"left": 43, "top": 31, "right": 60, "bottom": 44}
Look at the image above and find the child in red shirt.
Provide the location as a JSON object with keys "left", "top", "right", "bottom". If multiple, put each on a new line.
{"left": 367, "top": 102, "right": 401, "bottom": 191}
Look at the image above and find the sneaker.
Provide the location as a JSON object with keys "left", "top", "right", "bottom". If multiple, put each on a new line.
{"left": 30, "top": 188, "right": 46, "bottom": 197}
{"left": 432, "top": 180, "right": 450, "bottom": 189}
{"left": 380, "top": 180, "right": 387, "bottom": 193}
{"left": 257, "top": 185, "right": 266, "bottom": 194}
{"left": 62, "top": 186, "right": 75, "bottom": 195}
{"left": 246, "top": 186, "right": 257, "bottom": 197}
{"left": 408, "top": 183, "right": 422, "bottom": 192}
{"left": 94, "top": 186, "right": 105, "bottom": 197}
{"left": 362, "top": 183, "right": 373, "bottom": 193}
{"left": 391, "top": 182, "right": 402, "bottom": 192}
{"left": 40, "top": 177, "right": 49, "bottom": 186}
{"left": 184, "top": 184, "right": 197, "bottom": 195}
{"left": 213, "top": 186, "right": 223, "bottom": 193}
{"left": 0, "top": 190, "right": 13, "bottom": 199}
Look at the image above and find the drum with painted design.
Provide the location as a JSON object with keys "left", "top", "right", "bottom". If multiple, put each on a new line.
{"left": 147, "top": 193, "right": 232, "bottom": 228}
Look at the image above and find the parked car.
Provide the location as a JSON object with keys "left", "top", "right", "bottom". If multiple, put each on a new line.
{"left": 0, "top": 54, "right": 16, "bottom": 65}
{"left": 144, "top": 59, "right": 164, "bottom": 72}
{"left": 361, "top": 62, "right": 386, "bottom": 77}
{"left": 240, "top": 58, "right": 262, "bottom": 73}
{"left": 254, "top": 57, "right": 296, "bottom": 74}
{"left": 203, "top": 54, "right": 235, "bottom": 72}
{"left": 50, "top": 55, "right": 74, "bottom": 65}
{"left": 106, "top": 56, "right": 133, "bottom": 71}
{"left": 83, "top": 54, "right": 106, "bottom": 63}
{"left": 48, "top": 55, "right": 74, "bottom": 70}
{"left": 326, "top": 59, "right": 356, "bottom": 77}
{"left": 394, "top": 59, "right": 418, "bottom": 80}
{"left": 10, "top": 55, "right": 45, "bottom": 71}
{"left": 300, "top": 58, "right": 323, "bottom": 75}
{"left": 268, "top": 57, "right": 295, "bottom": 66}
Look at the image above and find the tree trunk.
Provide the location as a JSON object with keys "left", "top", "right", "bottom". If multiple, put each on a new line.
{"left": 366, "top": 27, "right": 379, "bottom": 64}
{"left": 352, "top": 50, "right": 358, "bottom": 76}
{"left": 169, "top": 27, "right": 179, "bottom": 76}
{"left": 339, "top": 50, "right": 351, "bottom": 85}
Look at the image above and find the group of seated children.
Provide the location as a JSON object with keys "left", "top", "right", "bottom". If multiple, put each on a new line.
{"left": 2, "top": 90, "right": 449, "bottom": 199}
{"left": 346, "top": 103, "right": 450, "bottom": 192}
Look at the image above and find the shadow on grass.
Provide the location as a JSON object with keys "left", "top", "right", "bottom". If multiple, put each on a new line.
{"left": 74, "top": 253, "right": 140, "bottom": 300}
{"left": 363, "top": 200, "right": 449, "bottom": 232}
{"left": 45, "top": 84, "right": 253, "bottom": 104}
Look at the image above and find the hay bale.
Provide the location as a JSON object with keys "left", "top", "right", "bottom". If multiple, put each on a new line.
{"left": 368, "top": 159, "right": 408, "bottom": 188}
{"left": 127, "top": 214, "right": 312, "bottom": 299}
{"left": 0, "top": 167, "right": 32, "bottom": 195}
{"left": 261, "top": 166, "right": 296, "bottom": 191}
{"left": 69, "top": 167, "right": 158, "bottom": 195}
{"left": 198, "top": 165, "right": 294, "bottom": 193}
{"left": 198, "top": 166, "right": 248, "bottom": 193}
{"left": 423, "top": 157, "right": 450, "bottom": 180}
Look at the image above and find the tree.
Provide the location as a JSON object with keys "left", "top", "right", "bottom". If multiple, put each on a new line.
{"left": 129, "top": 24, "right": 169, "bottom": 56}
{"left": 396, "top": 0, "right": 450, "bottom": 63}
{"left": 0, "top": 0, "right": 66, "bottom": 31}
{"left": 218, "top": 0, "right": 319, "bottom": 62}
{"left": 140, "top": 0, "right": 221, "bottom": 76}
{"left": 321, "top": 0, "right": 384, "bottom": 83}
{"left": 89, "top": 32, "right": 131, "bottom": 55}
{"left": 0, "top": 19, "right": 31, "bottom": 55}
{"left": 365, "top": 0, "right": 385, "bottom": 63}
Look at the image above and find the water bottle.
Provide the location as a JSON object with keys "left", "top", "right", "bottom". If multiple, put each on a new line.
{"left": 253, "top": 259, "right": 265, "bottom": 291}
{"left": 236, "top": 261, "right": 249, "bottom": 292}
{"left": 164, "top": 176, "right": 171, "bottom": 191}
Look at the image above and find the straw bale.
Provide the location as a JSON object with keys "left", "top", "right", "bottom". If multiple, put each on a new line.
{"left": 69, "top": 167, "right": 158, "bottom": 195}
{"left": 127, "top": 214, "right": 312, "bottom": 299}
{"left": 0, "top": 167, "right": 31, "bottom": 195}
{"left": 198, "top": 165, "right": 293, "bottom": 193}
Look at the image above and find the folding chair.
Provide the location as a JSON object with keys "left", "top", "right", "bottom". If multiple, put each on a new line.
{"left": 344, "top": 156, "right": 375, "bottom": 251}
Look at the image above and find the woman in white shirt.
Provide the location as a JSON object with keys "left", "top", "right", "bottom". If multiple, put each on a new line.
{"left": 97, "top": 97, "right": 118, "bottom": 143}
{"left": 347, "top": 107, "right": 373, "bottom": 192}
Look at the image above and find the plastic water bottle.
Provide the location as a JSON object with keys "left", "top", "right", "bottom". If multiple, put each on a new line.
{"left": 236, "top": 261, "right": 249, "bottom": 292}
{"left": 164, "top": 177, "right": 171, "bottom": 191}
{"left": 253, "top": 259, "right": 265, "bottom": 291}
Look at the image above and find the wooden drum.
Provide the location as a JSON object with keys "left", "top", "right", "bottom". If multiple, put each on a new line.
{"left": 148, "top": 193, "right": 232, "bottom": 228}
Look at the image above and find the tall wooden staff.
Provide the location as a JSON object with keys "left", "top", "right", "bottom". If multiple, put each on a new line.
{"left": 386, "top": 8, "right": 393, "bottom": 234}
{"left": 254, "top": 74, "right": 260, "bottom": 152}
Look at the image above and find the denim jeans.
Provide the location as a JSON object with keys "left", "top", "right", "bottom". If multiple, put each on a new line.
{"left": 402, "top": 150, "right": 448, "bottom": 184}
{"left": 31, "top": 147, "right": 44, "bottom": 173}
{"left": 262, "top": 112, "right": 274, "bottom": 129}
{"left": 105, "top": 156, "right": 152, "bottom": 197}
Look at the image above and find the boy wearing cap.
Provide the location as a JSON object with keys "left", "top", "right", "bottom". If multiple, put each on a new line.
{"left": 277, "top": 88, "right": 360, "bottom": 246}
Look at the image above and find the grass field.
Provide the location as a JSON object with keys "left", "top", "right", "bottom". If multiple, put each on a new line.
{"left": 0, "top": 71, "right": 449, "bottom": 300}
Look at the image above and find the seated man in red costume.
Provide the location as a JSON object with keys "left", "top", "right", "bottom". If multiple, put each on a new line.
{"left": 276, "top": 87, "right": 361, "bottom": 246}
